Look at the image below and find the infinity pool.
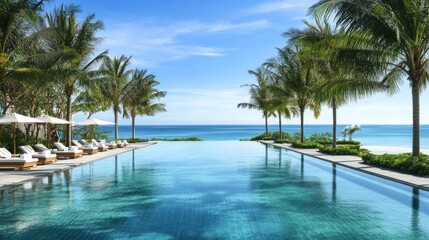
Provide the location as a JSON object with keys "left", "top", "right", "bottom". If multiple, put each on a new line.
{"left": 0, "top": 141, "right": 428, "bottom": 239}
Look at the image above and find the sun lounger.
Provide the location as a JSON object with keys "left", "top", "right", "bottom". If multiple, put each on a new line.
{"left": 98, "top": 139, "right": 117, "bottom": 149}
{"left": 19, "top": 145, "right": 57, "bottom": 164}
{"left": 71, "top": 140, "right": 98, "bottom": 155}
{"left": 116, "top": 140, "right": 125, "bottom": 148}
{"left": 0, "top": 148, "right": 38, "bottom": 170}
{"left": 52, "top": 142, "right": 83, "bottom": 159}
{"left": 85, "top": 139, "right": 108, "bottom": 151}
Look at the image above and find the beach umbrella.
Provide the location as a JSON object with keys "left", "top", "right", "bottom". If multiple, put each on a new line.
{"left": 36, "top": 114, "right": 71, "bottom": 124}
{"left": 76, "top": 117, "right": 115, "bottom": 140}
{"left": 76, "top": 117, "right": 115, "bottom": 126}
{"left": 0, "top": 113, "right": 44, "bottom": 154}
{"left": 36, "top": 114, "right": 71, "bottom": 146}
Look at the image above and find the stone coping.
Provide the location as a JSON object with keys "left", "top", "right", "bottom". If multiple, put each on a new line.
{"left": 260, "top": 140, "right": 429, "bottom": 191}
{"left": 0, "top": 142, "right": 156, "bottom": 191}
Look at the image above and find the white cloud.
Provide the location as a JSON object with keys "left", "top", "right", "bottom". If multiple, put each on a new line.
{"left": 99, "top": 19, "right": 270, "bottom": 67}
{"left": 244, "top": 0, "right": 315, "bottom": 14}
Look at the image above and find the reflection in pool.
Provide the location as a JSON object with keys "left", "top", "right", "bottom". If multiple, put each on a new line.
{"left": 0, "top": 141, "right": 427, "bottom": 239}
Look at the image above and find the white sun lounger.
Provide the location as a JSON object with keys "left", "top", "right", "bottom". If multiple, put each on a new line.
{"left": 0, "top": 148, "right": 38, "bottom": 170}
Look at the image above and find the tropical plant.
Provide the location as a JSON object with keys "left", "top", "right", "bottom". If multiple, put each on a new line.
{"left": 0, "top": 0, "right": 54, "bottom": 115}
{"left": 310, "top": 0, "right": 429, "bottom": 156}
{"left": 98, "top": 55, "right": 132, "bottom": 140}
{"left": 45, "top": 4, "right": 107, "bottom": 145}
{"left": 122, "top": 69, "right": 167, "bottom": 139}
{"left": 342, "top": 124, "right": 361, "bottom": 141}
{"left": 238, "top": 68, "right": 275, "bottom": 137}
{"left": 287, "top": 16, "right": 386, "bottom": 148}
{"left": 267, "top": 69, "right": 298, "bottom": 140}
{"left": 265, "top": 46, "right": 320, "bottom": 143}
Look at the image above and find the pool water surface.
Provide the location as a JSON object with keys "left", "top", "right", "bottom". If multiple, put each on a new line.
{"left": 0, "top": 141, "right": 428, "bottom": 239}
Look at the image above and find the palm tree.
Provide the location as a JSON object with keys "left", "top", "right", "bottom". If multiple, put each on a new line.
{"left": 310, "top": 0, "right": 429, "bottom": 156}
{"left": 98, "top": 55, "right": 132, "bottom": 140}
{"left": 0, "top": 0, "right": 51, "bottom": 114}
{"left": 122, "top": 69, "right": 167, "bottom": 139}
{"left": 267, "top": 73, "right": 298, "bottom": 140}
{"left": 287, "top": 17, "right": 386, "bottom": 148}
{"left": 45, "top": 4, "right": 107, "bottom": 145}
{"left": 265, "top": 47, "right": 320, "bottom": 143}
{"left": 238, "top": 68, "right": 274, "bottom": 138}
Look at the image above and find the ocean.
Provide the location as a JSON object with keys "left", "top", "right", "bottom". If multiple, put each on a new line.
{"left": 95, "top": 124, "right": 429, "bottom": 148}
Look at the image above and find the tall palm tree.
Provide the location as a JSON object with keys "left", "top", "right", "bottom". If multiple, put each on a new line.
{"left": 122, "top": 69, "right": 166, "bottom": 139}
{"left": 0, "top": 0, "right": 51, "bottom": 114}
{"left": 288, "top": 17, "right": 387, "bottom": 148}
{"left": 311, "top": 0, "right": 429, "bottom": 156}
{"left": 265, "top": 47, "right": 320, "bottom": 143}
{"left": 98, "top": 55, "right": 132, "bottom": 140}
{"left": 45, "top": 4, "right": 107, "bottom": 145}
{"left": 267, "top": 73, "right": 298, "bottom": 140}
{"left": 238, "top": 68, "right": 275, "bottom": 138}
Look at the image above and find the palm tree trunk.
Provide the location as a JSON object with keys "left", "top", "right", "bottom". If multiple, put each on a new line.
{"left": 264, "top": 112, "right": 268, "bottom": 138}
{"left": 412, "top": 79, "right": 420, "bottom": 157}
{"left": 332, "top": 98, "right": 337, "bottom": 149}
{"left": 66, "top": 91, "right": 72, "bottom": 147}
{"left": 131, "top": 113, "right": 136, "bottom": 140}
{"left": 300, "top": 106, "right": 304, "bottom": 143}
{"left": 278, "top": 111, "right": 282, "bottom": 140}
{"left": 114, "top": 107, "right": 119, "bottom": 141}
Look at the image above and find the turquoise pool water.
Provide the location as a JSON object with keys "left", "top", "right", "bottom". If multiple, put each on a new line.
{"left": 0, "top": 141, "right": 428, "bottom": 239}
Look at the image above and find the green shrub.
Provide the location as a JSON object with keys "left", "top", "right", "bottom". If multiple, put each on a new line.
{"left": 362, "top": 153, "right": 429, "bottom": 176}
{"left": 319, "top": 145, "right": 367, "bottom": 156}
{"left": 336, "top": 140, "right": 361, "bottom": 145}
{"left": 274, "top": 139, "right": 292, "bottom": 144}
{"left": 250, "top": 131, "right": 293, "bottom": 141}
{"left": 292, "top": 132, "right": 302, "bottom": 141}
{"left": 291, "top": 141, "right": 322, "bottom": 149}
{"left": 150, "top": 137, "right": 203, "bottom": 141}
{"left": 308, "top": 132, "right": 333, "bottom": 144}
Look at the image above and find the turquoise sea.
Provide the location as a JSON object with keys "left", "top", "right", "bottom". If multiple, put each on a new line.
{"left": 99, "top": 124, "right": 429, "bottom": 148}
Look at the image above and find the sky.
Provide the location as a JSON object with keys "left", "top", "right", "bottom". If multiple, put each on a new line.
{"left": 48, "top": 0, "right": 429, "bottom": 125}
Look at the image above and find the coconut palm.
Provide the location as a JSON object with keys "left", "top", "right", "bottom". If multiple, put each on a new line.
{"left": 267, "top": 72, "right": 298, "bottom": 140}
{"left": 98, "top": 55, "right": 132, "bottom": 140}
{"left": 0, "top": 0, "right": 53, "bottom": 114}
{"left": 265, "top": 46, "right": 320, "bottom": 143}
{"left": 310, "top": 0, "right": 429, "bottom": 156}
{"left": 287, "top": 17, "right": 387, "bottom": 148}
{"left": 45, "top": 4, "right": 107, "bottom": 145}
{"left": 122, "top": 69, "right": 167, "bottom": 139}
{"left": 238, "top": 68, "right": 275, "bottom": 138}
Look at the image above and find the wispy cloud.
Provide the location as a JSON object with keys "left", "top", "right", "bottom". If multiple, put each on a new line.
{"left": 244, "top": 0, "right": 315, "bottom": 15}
{"left": 99, "top": 19, "right": 270, "bottom": 67}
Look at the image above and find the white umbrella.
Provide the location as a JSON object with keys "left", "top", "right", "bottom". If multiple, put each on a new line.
{"left": 76, "top": 117, "right": 115, "bottom": 126}
{"left": 76, "top": 117, "right": 115, "bottom": 140}
{"left": 0, "top": 113, "right": 44, "bottom": 154}
{"left": 36, "top": 114, "right": 71, "bottom": 124}
{"left": 36, "top": 114, "right": 71, "bottom": 146}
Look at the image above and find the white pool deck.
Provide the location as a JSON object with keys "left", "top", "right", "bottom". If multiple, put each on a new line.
{"left": 260, "top": 140, "right": 429, "bottom": 191}
{"left": 0, "top": 142, "right": 156, "bottom": 190}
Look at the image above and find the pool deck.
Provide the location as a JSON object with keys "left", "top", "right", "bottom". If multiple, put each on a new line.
{"left": 260, "top": 140, "right": 429, "bottom": 191}
{"left": 0, "top": 142, "right": 156, "bottom": 191}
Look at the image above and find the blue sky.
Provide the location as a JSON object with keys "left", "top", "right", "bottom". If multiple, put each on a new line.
{"left": 49, "top": 0, "right": 429, "bottom": 125}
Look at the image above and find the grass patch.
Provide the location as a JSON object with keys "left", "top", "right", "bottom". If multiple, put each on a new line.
{"left": 150, "top": 137, "right": 203, "bottom": 141}
{"left": 362, "top": 153, "right": 429, "bottom": 176}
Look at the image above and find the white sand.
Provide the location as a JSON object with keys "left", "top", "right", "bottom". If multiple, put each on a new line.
{"left": 362, "top": 145, "right": 429, "bottom": 155}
